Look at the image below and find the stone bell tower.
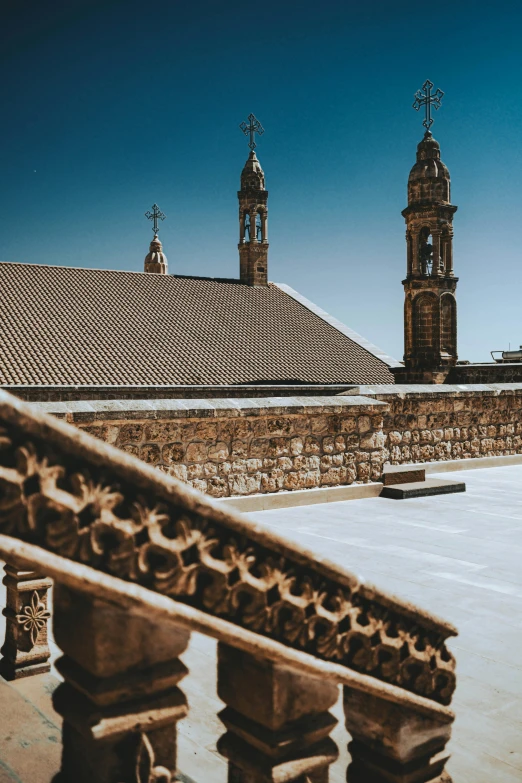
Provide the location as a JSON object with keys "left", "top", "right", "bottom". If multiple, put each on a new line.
{"left": 238, "top": 113, "right": 268, "bottom": 286}
{"left": 393, "top": 82, "right": 458, "bottom": 384}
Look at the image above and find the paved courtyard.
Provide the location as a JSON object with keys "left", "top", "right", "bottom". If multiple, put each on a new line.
{"left": 1, "top": 463, "right": 522, "bottom": 782}
{"left": 245, "top": 463, "right": 522, "bottom": 783}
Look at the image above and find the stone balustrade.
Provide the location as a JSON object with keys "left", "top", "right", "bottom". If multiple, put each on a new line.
{"left": 0, "top": 389, "right": 457, "bottom": 782}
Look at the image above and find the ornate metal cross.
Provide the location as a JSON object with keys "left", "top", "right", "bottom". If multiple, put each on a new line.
{"left": 239, "top": 113, "right": 264, "bottom": 151}
{"left": 145, "top": 203, "right": 166, "bottom": 235}
{"left": 413, "top": 80, "right": 444, "bottom": 132}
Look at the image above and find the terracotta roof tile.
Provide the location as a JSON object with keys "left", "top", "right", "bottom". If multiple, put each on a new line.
{"left": 0, "top": 262, "right": 394, "bottom": 386}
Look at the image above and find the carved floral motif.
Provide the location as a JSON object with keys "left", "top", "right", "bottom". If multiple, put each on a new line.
{"left": 0, "top": 424, "right": 456, "bottom": 705}
{"left": 16, "top": 589, "right": 51, "bottom": 646}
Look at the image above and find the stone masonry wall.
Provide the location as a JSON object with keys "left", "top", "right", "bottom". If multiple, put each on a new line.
{"left": 33, "top": 384, "right": 522, "bottom": 497}
{"left": 446, "top": 363, "right": 522, "bottom": 384}
{"left": 351, "top": 384, "right": 522, "bottom": 464}
{"left": 34, "top": 397, "right": 386, "bottom": 498}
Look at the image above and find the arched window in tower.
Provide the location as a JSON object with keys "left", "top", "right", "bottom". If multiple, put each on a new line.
{"left": 255, "top": 212, "right": 262, "bottom": 242}
{"left": 418, "top": 227, "right": 433, "bottom": 276}
{"left": 244, "top": 213, "right": 251, "bottom": 242}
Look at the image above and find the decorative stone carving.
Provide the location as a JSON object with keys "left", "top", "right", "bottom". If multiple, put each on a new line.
{"left": 144, "top": 235, "right": 168, "bottom": 275}
{"left": 0, "top": 561, "right": 52, "bottom": 679}
{"left": 0, "top": 414, "right": 456, "bottom": 705}
{"left": 16, "top": 588, "right": 51, "bottom": 644}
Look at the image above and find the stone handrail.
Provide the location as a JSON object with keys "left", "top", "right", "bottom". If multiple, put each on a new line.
{"left": 0, "top": 390, "right": 458, "bottom": 782}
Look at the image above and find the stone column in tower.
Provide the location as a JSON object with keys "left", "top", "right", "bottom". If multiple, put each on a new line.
{"left": 393, "top": 130, "right": 458, "bottom": 384}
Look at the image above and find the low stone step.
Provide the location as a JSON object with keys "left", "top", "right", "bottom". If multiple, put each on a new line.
{"left": 380, "top": 477, "right": 466, "bottom": 499}
{"left": 382, "top": 464, "right": 426, "bottom": 486}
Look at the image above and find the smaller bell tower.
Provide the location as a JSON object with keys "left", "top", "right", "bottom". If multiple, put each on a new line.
{"left": 393, "top": 81, "right": 458, "bottom": 384}
{"left": 238, "top": 113, "right": 268, "bottom": 286}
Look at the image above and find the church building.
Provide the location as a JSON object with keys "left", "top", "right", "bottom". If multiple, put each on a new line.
{"left": 0, "top": 115, "right": 398, "bottom": 399}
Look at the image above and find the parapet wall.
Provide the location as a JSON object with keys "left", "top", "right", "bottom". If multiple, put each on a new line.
{"left": 446, "top": 363, "right": 522, "bottom": 384}
{"left": 349, "top": 384, "right": 522, "bottom": 464}
{"left": 33, "top": 384, "right": 522, "bottom": 497}
{"left": 35, "top": 396, "right": 386, "bottom": 498}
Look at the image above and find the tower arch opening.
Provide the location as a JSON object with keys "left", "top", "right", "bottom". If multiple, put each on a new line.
{"left": 418, "top": 227, "right": 433, "bottom": 276}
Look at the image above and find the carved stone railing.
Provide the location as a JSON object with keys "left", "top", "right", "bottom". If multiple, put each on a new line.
{"left": 0, "top": 390, "right": 457, "bottom": 783}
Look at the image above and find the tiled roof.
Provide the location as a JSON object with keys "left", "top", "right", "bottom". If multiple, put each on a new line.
{"left": 0, "top": 262, "right": 395, "bottom": 386}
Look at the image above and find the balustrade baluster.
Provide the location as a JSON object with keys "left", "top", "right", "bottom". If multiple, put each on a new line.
{"left": 51, "top": 584, "right": 190, "bottom": 783}
{"left": 216, "top": 642, "right": 339, "bottom": 783}
{"left": 344, "top": 686, "right": 453, "bottom": 783}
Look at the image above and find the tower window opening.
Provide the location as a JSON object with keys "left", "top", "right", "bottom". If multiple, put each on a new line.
{"left": 244, "top": 213, "right": 251, "bottom": 242}
{"left": 418, "top": 228, "right": 433, "bottom": 276}
{"left": 255, "top": 212, "right": 262, "bottom": 241}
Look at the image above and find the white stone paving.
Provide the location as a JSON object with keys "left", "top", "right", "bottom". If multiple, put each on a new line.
{"left": 241, "top": 464, "right": 522, "bottom": 783}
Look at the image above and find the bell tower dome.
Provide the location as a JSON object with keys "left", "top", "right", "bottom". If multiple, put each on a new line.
{"left": 238, "top": 114, "right": 268, "bottom": 286}
{"left": 143, "top": 203, "right": 168, "bottom": 275}
{"left": 393, "top": 82, "right": 458, "bottom": 384}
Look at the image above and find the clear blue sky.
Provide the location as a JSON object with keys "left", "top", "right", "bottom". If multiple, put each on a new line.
{"left": 1, "top": 0, "right": 521, "bottom": 363}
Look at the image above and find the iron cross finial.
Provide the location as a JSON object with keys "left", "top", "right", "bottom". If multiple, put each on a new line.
{"left": 239, "top": 113, "right": 264, "bottom": 151}
{"left": 145, "top": 203, "right": 166, "bottom": 236}
{"left": 412, "top": 80, "right": 444, "bottom": 133}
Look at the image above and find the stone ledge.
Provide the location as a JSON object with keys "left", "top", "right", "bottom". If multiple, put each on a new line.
{"left": 31, "top": 395, "right": 387, "bottom": 423}
{"left": 347, "top": 383, "right": 522, "bottom": 398}
{"left": 420, "top": 453, "right": 522, "bottom": 473}
{"left": 215, "top": 482, "right": 383, "bottom": 511}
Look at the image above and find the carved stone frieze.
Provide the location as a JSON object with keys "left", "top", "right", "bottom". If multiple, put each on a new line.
{"left": 0, "top": 417, "right": 456, "bottom": 706}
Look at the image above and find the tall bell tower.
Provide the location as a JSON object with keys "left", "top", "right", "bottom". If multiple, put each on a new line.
{"left": 393, "top": 81, "right": 458, "bottom": 384}
{"left": 238, "top": 113, "right": 268, "bottom": 286}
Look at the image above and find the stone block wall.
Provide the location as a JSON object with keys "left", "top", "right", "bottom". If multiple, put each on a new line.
{"left": 34, "top": 397, "right": 386, "bottom": 498}
{"left": 351, "top": 384, "right": 522, "bottom": 464}
{"left": 32, "top": 384, "right": 522, "bottom": 497}
{"left": 446, "top": 363, "right": 522, "bottom": 384}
